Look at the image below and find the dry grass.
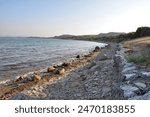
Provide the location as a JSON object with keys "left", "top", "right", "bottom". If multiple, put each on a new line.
{"left": 123, "top": 37, "right": 150, "bottom": 65}
{"left": 123, "top": 37, "right": 150, "bottom": 49}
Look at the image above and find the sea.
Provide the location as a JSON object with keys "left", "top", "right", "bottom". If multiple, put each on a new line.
{"left": 0, "top": 37, "right": 107, "bottom": 82}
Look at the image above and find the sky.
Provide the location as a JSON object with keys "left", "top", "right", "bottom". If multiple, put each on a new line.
{"left": 0, "top": 0, "right": 150, "bottom": 37}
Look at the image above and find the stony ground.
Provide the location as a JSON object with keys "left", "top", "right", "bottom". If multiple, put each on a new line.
{"left": 43, "top": 43, "right": 123, "bottom": 100}
{"left": 4, "top": 39, "right": 150, "bottom": 100}
{"left": 12, "top": 42, "right": 124, "bottom": 100}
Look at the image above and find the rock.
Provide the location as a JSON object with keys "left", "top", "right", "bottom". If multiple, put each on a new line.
{"left": 140, "top": 72, "right": 150, "bottom": 78}
{"left": 94, "top": 71, "right": 98, "bottom": 75}
{"left": 76, "top": 55, "right": 80, "bottom": 59}
{"left": 47, "top": 66, "right": 55, "bottom": 72}
{"left": 120, "top": 85, "right": 139, "bottom": 98}
{"left": 90, "top": 65, "right": 99, "bottom": 71}
{"left": 122, "top": 66, "right": 136, "bottom": 74}
{"left": 99, "top": 54, "right": 108, "bottom": 61}
{"left": 113, "top": 55, "right": 124, "bottom": 66}
{"left": 11, "top": 93, "right": 31, "bottom": 100}
{"left": 62, "top": 62, "right": 70, "bottom": 67}
{"left": 93, "top": 46, "right": 100, "bottom": 52}
{"left": 123, "top": 73, "right": 137, "bottom": 80}
{"left": 124, "top": 91, "right": 136, "bottom": 98}
{"left": 134, "top": 82, "right": 146, "bottom": 89}
{"left": 123, "top": 63, "right": 134, "bottom": 69}
{"left": 80, "top": 75, "right": 86, "bottom": 81}
{"left": 33, "top": 75, "right": 41, "bottom": 81}
{"left": 58, "top": 68, "right": 66, "bottom": 75}
{"left": 68, "top": 82, "right": 80, "bottom": 88}
{"left": 15, "top": 76, "right": 24, "bottom": 82}
{"left": 129, "top": 91, "right": 150, "bottom": 100}
{"left": 102, "top": 87, "right": 111, "bottom": 96}
{"left": 120, "top": 85, "right": 139, "bottom": 92}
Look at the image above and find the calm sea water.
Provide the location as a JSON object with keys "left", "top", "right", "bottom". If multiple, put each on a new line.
{"left": 0, "top": 37, "right": 107, "bottom": 81}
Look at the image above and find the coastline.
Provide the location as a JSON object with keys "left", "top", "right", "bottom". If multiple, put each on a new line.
{"left": 2, "top": 37, "right": 149, "bottom": 100}
{"left": 0, "top": 40, "right": 125, "bottom": 100}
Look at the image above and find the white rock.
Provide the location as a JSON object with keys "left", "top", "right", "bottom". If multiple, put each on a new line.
{"left": 140, "top": 72, "right": 150, "bottom": 78}
{"left": 94, "top": 71, "right": 98, "bottom": 75}
{"left": 124, "top": 91, "right": 136, "bottom": 98}
{"left": 123, "top": 63, "right": 133, "bottom": 69}
{"left": 122, "top": 66, "right": 136, "bottom": 74}
{"left": 123, "top": 73, "right": 137, "bottom": 80}
{"left": 120, "top": 85, "right": 139, "bottom": 92}
{"left": 129, "top": 91, "right": 150, "bottom": 100}
{"left": 134, "top": 82, "right": 146, "bottom": 89}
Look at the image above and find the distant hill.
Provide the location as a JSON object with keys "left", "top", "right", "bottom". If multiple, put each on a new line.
{"left": 98, "top": 32, "right": 125, "bottom": 37}
{"left": 53, "top": 26, "right": 150, "bottom": 42}
{"left": 54, "top": 32, "right": 124, "bottom": 40}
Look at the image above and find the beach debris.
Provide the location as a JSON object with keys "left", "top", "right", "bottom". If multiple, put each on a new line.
{"left": 47, "top": 66, "right": 55, "bottom": 72}
{"left": 33, "top": 75, "right": 41, "bottom": 81}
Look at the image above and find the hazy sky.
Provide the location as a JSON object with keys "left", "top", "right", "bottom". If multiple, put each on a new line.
{"left": 0, "top": 0, "right": 150, "bottom": 37}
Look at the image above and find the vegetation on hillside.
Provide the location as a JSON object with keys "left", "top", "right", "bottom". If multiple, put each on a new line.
{"left": 54, "top": 26, "right": 150, "bottom": 43}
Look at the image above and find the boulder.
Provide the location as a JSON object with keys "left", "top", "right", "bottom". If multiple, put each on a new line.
{"left": 120, "top": 85, "right": 139, "bottom": 92}
{"left": 140, "top": 72, "right": 150, "bottom": 78}
{"left": 134, "top": 82, "right": 146, "bottom": 89}
{"left": 124, "top": 91, "right": 136, "bottom": 98}
{"left": 47, "top": 66, "right": 55, "bottom": 72}
{"left": 122, "top": 66, "right": 136, "bottom": 74}
{"left": 120, "top": 85, "right": 139, "bottom": 98}
{"left": 129, "top": 91, "right": 150, "bottom": 100}
{"left": 33, "top": 75, "right": 41, "bottom": 81}
{"left": 62, "top": 62, "right": 70, "bottom": 67}
{"left": 58, "top": 68, "right": 66, "bottom": 75}
{"left": 93, "top": 46, "right": 100, "bottom": 52}
{"left": 76, "top": 55, "right": 80, "bottom": 59}
{"left": 123, "top": 73, "right": 137, "bottom": 80}
{"left": 123, "top": 63, "right": 134, "bottom": 69}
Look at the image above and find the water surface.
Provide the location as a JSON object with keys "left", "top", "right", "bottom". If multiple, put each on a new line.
{"left": 0, "top": 37, "right": 106, "bottom": 81}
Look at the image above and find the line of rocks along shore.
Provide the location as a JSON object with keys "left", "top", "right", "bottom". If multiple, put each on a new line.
{"left": 114, "top": 44, "right": 150, "bottom": 99}
{"left": 11, "top": 42, "right": 125, "bottom": 100}
{"left": 1, "top": 41, "right": 150, "bottom": 100}
{"left": 0, "top": 46, "right": 102, "bottom": 99}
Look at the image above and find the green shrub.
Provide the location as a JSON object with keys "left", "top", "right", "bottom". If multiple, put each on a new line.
{"left": 127, "top": 51, "right": 150, "bottom": 64}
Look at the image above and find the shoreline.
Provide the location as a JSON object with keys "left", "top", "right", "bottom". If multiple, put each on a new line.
{"left": 0, "top": 45, "right": 104, "bottom": 99}
{"left": 10, "top": 41, "right": 124, "bottom": 100}
{"left": 2, "top": 38, "right": 149, "bottom": 100}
